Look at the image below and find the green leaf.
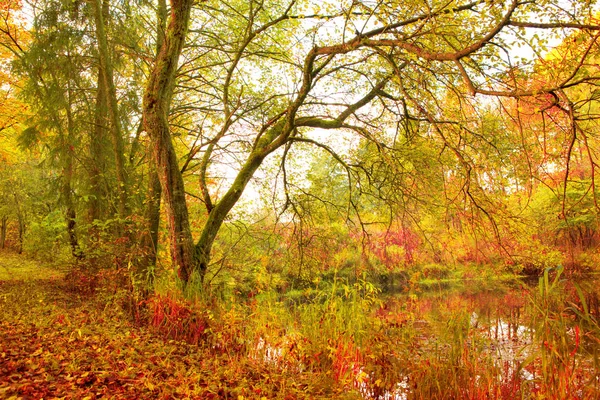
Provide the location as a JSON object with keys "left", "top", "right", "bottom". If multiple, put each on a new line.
{"left": 17, "top": 126, "right": 41, "bottom": 150}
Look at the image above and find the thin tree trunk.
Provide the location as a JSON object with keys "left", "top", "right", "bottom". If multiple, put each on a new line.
{"left": 93, "top": 0, "right": 128, "bottom": 223}
{"left": 13, "top": 194, "right": 24, "bottom": 255}
{"left": 64, "top": 86, "right": 83, "bottom": 261}
{"left": 0, "top": 216, "right": 7, "bottom": 249}
{"left": 89, "top": 68, "right": 108, "bottom": 224}
{"left": 138, "top": 163, "right": 162, "bottom": 286}
{"left": 143, "top": 0, "right": 195, "bottom": 283}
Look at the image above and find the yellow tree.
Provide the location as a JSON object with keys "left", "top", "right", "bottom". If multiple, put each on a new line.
{"left": 0, "top": 0, "right": 32, "bottom": 251}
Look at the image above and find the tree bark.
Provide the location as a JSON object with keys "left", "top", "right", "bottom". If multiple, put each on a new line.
{"left": 93, "top": 0, "right": 128, "bottom": 223}
{"left": 138, "top": 162, "right": 162, "bottom": 286}
{"left": 142, "top": 0, "right": 195, "bottom": 283}
{"left": 89, "top": 67, "right": 108, "bottom": 224}
{"left": 193, "top": 141, "right": 279, "bottom": 274}
{"left": 136, "top": 0, "right": 166, "bottom": 289}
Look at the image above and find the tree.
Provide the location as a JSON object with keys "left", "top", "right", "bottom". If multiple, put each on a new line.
{"left": 92, "top": 0, "right": 128, "bottom": 223}
{"left": 0, "top": 0, "right": 33, "bottom": 253}
{"left": 143, "top": 0, "right": 195, "bottom": 282}
{"left": 8, "top": 0, "right": 161, "bottom": 266}
{"left": 142, "top": 0, "right": 600, "bottom": 286}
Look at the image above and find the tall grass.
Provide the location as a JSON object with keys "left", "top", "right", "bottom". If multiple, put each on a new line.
{"left": 520, "top": 266, "right": 600, "bottom": 398}
{"left": 143, "top": 267, "right": 600, "bottom": 399}
{"left": 246, "top": 277, "right": 380, "bottom": 389}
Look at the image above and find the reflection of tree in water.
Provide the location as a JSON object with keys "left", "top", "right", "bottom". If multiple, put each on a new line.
{"left": 587, "top": 290, "right": 600, "bottom": 319}
{"left": 569, "top": 280, "right": 600, "bottom": 320}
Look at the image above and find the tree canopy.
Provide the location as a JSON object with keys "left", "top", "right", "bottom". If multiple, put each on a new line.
{"left": 1, "top": 0, "right": 599, "bottom": 286}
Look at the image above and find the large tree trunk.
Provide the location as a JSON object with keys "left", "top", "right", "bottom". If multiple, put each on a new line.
{"left": 136, "top": 0, "right": 166, "bottom": 289}
{"left": 193, "top": 150, "right": 272, "bottom": 274}
{"left": 143, "top": 0, "right": 286, "bottom": 284}
{"left": 89, "top": 84, "right": 105, "bottom": 223}
{"left": 192, "top": 114, "right": 288, "bottom": 270}
{"left": 142, "top": 0, "right": 195, "bottom": 283}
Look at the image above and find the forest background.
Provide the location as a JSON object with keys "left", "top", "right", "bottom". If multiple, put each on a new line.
{"left": 2, "top": 0, "right": 600, "bottom": 398}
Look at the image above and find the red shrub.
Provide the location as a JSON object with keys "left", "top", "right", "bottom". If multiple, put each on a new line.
{"left": 147, "top": 294, "right": 209, "bottom": 346}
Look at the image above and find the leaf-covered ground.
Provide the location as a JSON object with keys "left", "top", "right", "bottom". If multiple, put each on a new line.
{"left": 0, "top": 252, "right": 354, "bottom": 399}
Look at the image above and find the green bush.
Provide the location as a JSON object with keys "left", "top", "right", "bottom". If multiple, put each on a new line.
{"left": 23, "top": 210, "right": 70, "bottom": 262}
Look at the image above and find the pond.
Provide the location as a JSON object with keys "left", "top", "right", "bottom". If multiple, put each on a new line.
{"left": 251, "top": 271, "right": 600, "bottom": 399}
{"left": 368, "top": 273, "right": 600, "bottom": 399}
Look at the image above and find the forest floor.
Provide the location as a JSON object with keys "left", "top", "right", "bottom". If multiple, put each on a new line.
{"left": 0, "top": 252, "right": 353, "bottom": 400}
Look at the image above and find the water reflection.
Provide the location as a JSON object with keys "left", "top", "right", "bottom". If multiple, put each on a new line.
{"left": 253, "top": 276, "right": 600, "bottom": 398}
{"left": 472, "top": 313, "right": 533, "bottom": 381}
